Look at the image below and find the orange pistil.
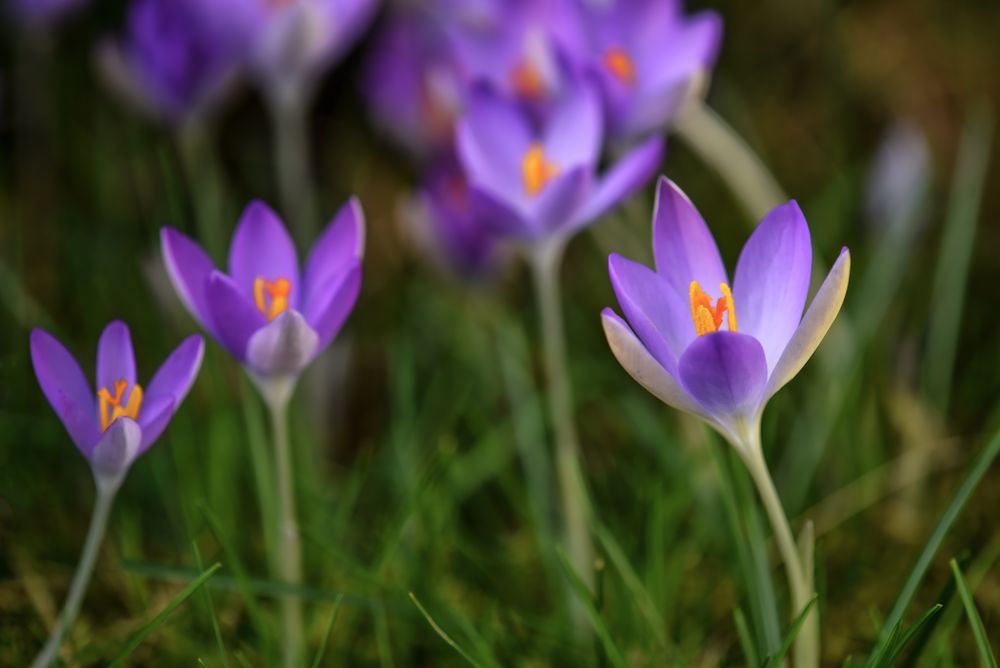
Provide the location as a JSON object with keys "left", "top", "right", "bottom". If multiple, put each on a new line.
{"left": 254, "top": 276, "right": 292, "bottom": 321}
{"left": 603, "top": 47, "right": 637, "bottom": 85}
{"left": 510, "top": 61, "right": 546, "bottom": 100}
{"left": 521, "top": 142, "right": 560, "bottom": 197}
{"left": 98, "top": 379, "right": 143, "bottom": 432}
{"left": 689, "top": 281, "right": 738, "bottom": 336}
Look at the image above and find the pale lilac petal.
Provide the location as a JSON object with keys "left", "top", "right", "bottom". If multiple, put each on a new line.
{"left": 205, "top": 271, "right": 267, "bottom": 362}
{"left": 543, "top": 82, "right": 602, "bottom": 167}
{"left": 733, "top": 200, "right": 812, "bottom": 372}
{"left": 652, "top": 177, "right": 728, "bottom": 301}
{"left": 138, "top": 397, "right": 175, "bottom": 452}
{"left": 302, "top": 198, "right": 364, "bottom": 319}
{"left": 677, "top": 331, "right": 767, "bottom": 426}
{"left": 642, "top": 12, "right": 722, "bottom": 90}
{"left": 765, "top": 248, "right": 851, "bottom": 402}
{"left": 571, "top": 137, "right": 663, "bottom": 229}
{"left": 246, "top": 309, "right": 319, "bottom": 376}
{"left": 144, "top": 334, "right": 205, "bottom": 408}
{"left": 532, "top": 166, "right": 592, "bottom": 236}
{"left": 161, "top": 227, "right": 218, "bottom": 333}
{"left": 456, "top": 87, "right": 533, "bottom": 204}
{"left": 96, "top": 320, "right": 136, "bottom": 393}
{"left": 30, "top": 328, "right": 100, "bottom": 453}
{"left": 91, "top": 416, "right": 142, "bottom": 481}
{"left": 305, "top": 262, "right": 362, "bottom": 352}
{"left": 601, "top": 309, "right": 704, "bottom": 416}
{"left": 228, "top": 200, "right": 300, "bottom": 307}
{"left": 608, "top": 253, "right": 693, "bottom": 374}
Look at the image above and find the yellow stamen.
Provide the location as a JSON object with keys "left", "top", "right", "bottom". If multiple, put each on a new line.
{"left": 510, "top": 61, "right": 546, "bottom": 99}
{"left": 254, "top": 277, "right": 292, "bottom": 321}
{"left": 603, "top": 47, "right": 637, "bottom": 85}
{"left": 689, "top": 281, "right": 738, "bottom": 336}
{"left": 521, "top": 142, "right": 560, "bottom": 197}
{"left": 98, "top": 379, "right": 144, "bottom": 432}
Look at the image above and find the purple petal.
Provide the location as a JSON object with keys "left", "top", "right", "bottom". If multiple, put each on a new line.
{"left": 30, "top": 328, "right": 100, "bottom": 453}
{"left": 205, "top": 271, "right": 267, "bottom": 362}
{"left": 144, "top": 334, "right": 205, "bottom": 408}
{"left": 543, "top": 82, "right": 602, "bottom": 168}
{"left": 532, "top": 166, "right": 592, "bottom": 236}
{"left": 677, "top": 331, "right": 768, "bottom": 426}
{"left": 468, "top": 183, "right": 533, "bottom": 239}
{"left": 246, "top": 309, "right": 319, "bottom": 376}
{"left": 642, "top": 11, "right": 722, "bottom": 90}
{"left": 733, "top": 201, "right": 812, "bottom": 372}
{"left": 652, "top": 177, "right": 728, "bottom": 301}
{"left": 138, "top": 397, "right": 175, "bottom": 452}
{"left": 456, "top": 87, "right": 533, "bottom": 205}
{"left": 572, "top": 137, "right": 663, "bottom": 229}
{"left": 96, "top": 320, "right": 136, "bottom": 393}
{"left": 228, "top": 200, "right": 300, "bottom": 307}
{"left": 161, "top": 226, "right": 219, "bottom": 333}
{"left": 305, "top": 262, "right": 362, "bottom": 352}
{"left": 302, "top": 198, "right": 364, "bottom": 319}
{"left": 608, "top": 253, "right": 693, "bottom": 374}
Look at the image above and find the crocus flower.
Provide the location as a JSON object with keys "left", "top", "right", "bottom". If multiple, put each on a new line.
{"left": 578, "top": 0, "right": 722, "bottom": 142}
{"left": 456, "top": 80, "right": 663, "bottom": 242}
{"left": 602, "top": 177, "right": 850, "bottom": 448}
{"left": 30, "top": 322, "right": 204, "bottom": 487}
{"left": 160, "top": 199, "right": 364, "bottom": 385}
{"left": 98, "top": 0, "right": 236, "bottom": 126}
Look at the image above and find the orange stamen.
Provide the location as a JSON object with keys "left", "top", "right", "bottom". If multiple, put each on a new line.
{"left": 98, "top": 379, "right": 144, "bottom": 432}
{"left": 510, "top": 61, "right": 546, "bottom": 100}
{"left": 521, "top": 142, "right": 560, "bottom": 197}
{"left": 603, "top": 47, "right": 637, "bottom": 85}
{"left": 254, "top": 277, "right": 292, "bottom": 321}
{"left": 689, "top": 281, "right": 738, "bottom": 336}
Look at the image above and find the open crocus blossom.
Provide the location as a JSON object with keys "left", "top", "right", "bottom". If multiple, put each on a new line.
{"left": 30, "top": 322, "right": 204, "bottom": 488}
{"left": 602, "top": 177, "right": 851, "bottom": 449}
{"left": 161, "top": 199, "right": 364, "bottom": 385}
{"left": 456, "top": 81, "right": 663, "bottom": 242}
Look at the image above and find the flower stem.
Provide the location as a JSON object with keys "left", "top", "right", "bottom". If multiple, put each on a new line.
{"left": 270, "top": 93, "right": 318, "bottom": 243}
{"left": 265, "top": 383, "right": 304, "bottom": 668}
{"left": 528, "top": 239, "right": 595, "bottom": 615}
{"left": 741, "top": 437, "right": 818, "bottom": 668}
{"left": 31, "top": 485, "right": 115, "bottom": 668}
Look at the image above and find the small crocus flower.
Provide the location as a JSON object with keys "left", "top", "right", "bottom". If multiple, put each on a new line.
{"left": 579, "top": 0, "right": 722, "bottom": 142}
{"left": 456, "top": 81, "right": 663, "bottom": 242}
{"left": 602, "top": 177, "right": 850, "bottom": 448}
{"left": 30, "top": 322, "right": 204, "bottom": 488}
{"left": 160, "top": 199, "right": 364, "bottom": 386}
{"left": 98, "top": 0, "right": 236, "bottom": 126}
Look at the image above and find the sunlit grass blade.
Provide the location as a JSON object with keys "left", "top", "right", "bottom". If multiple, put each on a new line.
{"left": 408, "top": 592, "right": 486, "bottom": 668}
{"left": 874, "top": 427, "right": 1000, "bottom": 650}
{"left": 310, "top": 593, "right": 344, "bottom": 668}
{"left": 763, "top": 595, "right": 817, "bottom": 668}
{"left": 949, "top": 559, "right": 998, "bottom": 667}
{"left": 554, "top": 547, "right": 629, "bottom": 668}
{"left": 192, "top": 541, "right": 229, "bottom": 668}
{"left": 107, "top": 563, "right": 221, "bottom": 667}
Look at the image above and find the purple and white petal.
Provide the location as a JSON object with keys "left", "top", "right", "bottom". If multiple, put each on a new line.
{"left": 161, "top": 227, "right": 219, "bottom": 333}
{"left": 652, "top": 177, "right": 728, "bottom": 301}
{"left": 246, "top": 309, "right": 320, "bottom": 376}
{"left": 228, "top": 200, "right": 300, "bottom": 308}
{"left": 30, "top": 329, "right": 100, "bottom": 453}
{"left": 733, "top": 200, "right": 812, "bottom": 372}
{"left": 205, "top": 271, "right": 267, "bottom": 362}
{"left": 571, "top": 137, "right": 663, "bottom": 230}
{"left": 96, "top": 320, "right": 136, "bottom": 392}
{"left": 90, "top": 417, "right": 143, "bottom": 484}
{"left": 677, "top": 331, "right": 768, "bottom": 429}
{"left": 144, "top": 334, "right": 205, "bottom": 408}
{"left": 302, "top": 198, "right": 364, "bottom": 319}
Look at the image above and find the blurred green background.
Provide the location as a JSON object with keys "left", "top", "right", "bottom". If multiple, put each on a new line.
{"left": 1, "top": 0, "right": 998, "bottom": 664}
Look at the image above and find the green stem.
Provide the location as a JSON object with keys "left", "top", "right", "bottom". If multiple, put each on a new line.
{"left": 270, "top": 93, "right": 318, "bottom": 243}
{"left": 740, "top": 436, "right": 818, "bottom": 668}
{"left": 32, "top": 485, "right": 116, "bottom": 668}
{"left": 528, "top": 239, "right": 595, "bottom": 605}
{"left": 264, "top": 380, "right": 304, "bottom": 668}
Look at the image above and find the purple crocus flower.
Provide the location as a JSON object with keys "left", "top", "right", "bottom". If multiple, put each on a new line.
{"left": 602, "top": 177, "right": 851, "bottom": 447}
{"left": 456, "top": 80, "right": 663, "bottom": 241}
{"left": 160, "top": 199, "right": 364, "bottom": 382}
{"left": 30, "top": 322, "right": 204, "bottom": 485}
{"left": 578, "top": 0, "right": 722, "bottom": 141}
{"left": 98, "top": 0, "right": 236, "bottom": 125}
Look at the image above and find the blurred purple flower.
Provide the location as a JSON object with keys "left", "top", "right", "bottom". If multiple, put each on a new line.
{"left": 30, "top": 322, "right": 204, "bottom": 483}
{"left": 865, "top": 120, "right": 931, "bottom": 230}
{"left": 578, "top": 0, "right": 722, "bottom": 141}
{"left": 456, "top": 81, "right": 663, "bottom": 241}
{"left": 99, "top": 0, "right": 236, "bottom": 125}
{"left": 362, "top": 8, "right": 464, "bottom": 159}
{"left": 161, "top": 199, "right": 364, "bottom": 380}
{"left": 603, "top": 178, "right": 850, "bottom": 447}
{"left": 7, "top": 0, "right": 87, "bottom": 24}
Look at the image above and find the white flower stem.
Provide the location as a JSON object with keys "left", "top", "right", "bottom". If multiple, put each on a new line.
{"left": 741, "top": 434, "right": 819, "bottom": 668}
{"left": 31, "top": 484, "right": 116, "bottom": 668}
{"left": 263, "top": 381, "right": 304, "bottom": 668}
{"left": 528, "top": 239, "right": 595, "bottom": 619}
{"left": 270, "top": 92, "right": 318, "bottom": 243}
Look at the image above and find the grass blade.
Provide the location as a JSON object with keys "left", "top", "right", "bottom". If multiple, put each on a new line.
{"left": 554, "top": 547, "right": 629, "bottom": 668}
{"left": 949, "top": 559, "right": 998, "bottom": 667}
{"left": 733, "top": 607, "right": 759, "bottom": 667}
{"left": 408, "top": 592, "right": 485, "bottom": 668}
{"left": 108, "top": 562, "right": 221, "bottom": 667}
{"left": 763, "top": 595, "right": 817, "bottom": 668}
{"left": 192, "top": 541, "right": 229, "bottom": 668}
{"left": 310, "top": 593, "right": 345, "bottom": 668}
